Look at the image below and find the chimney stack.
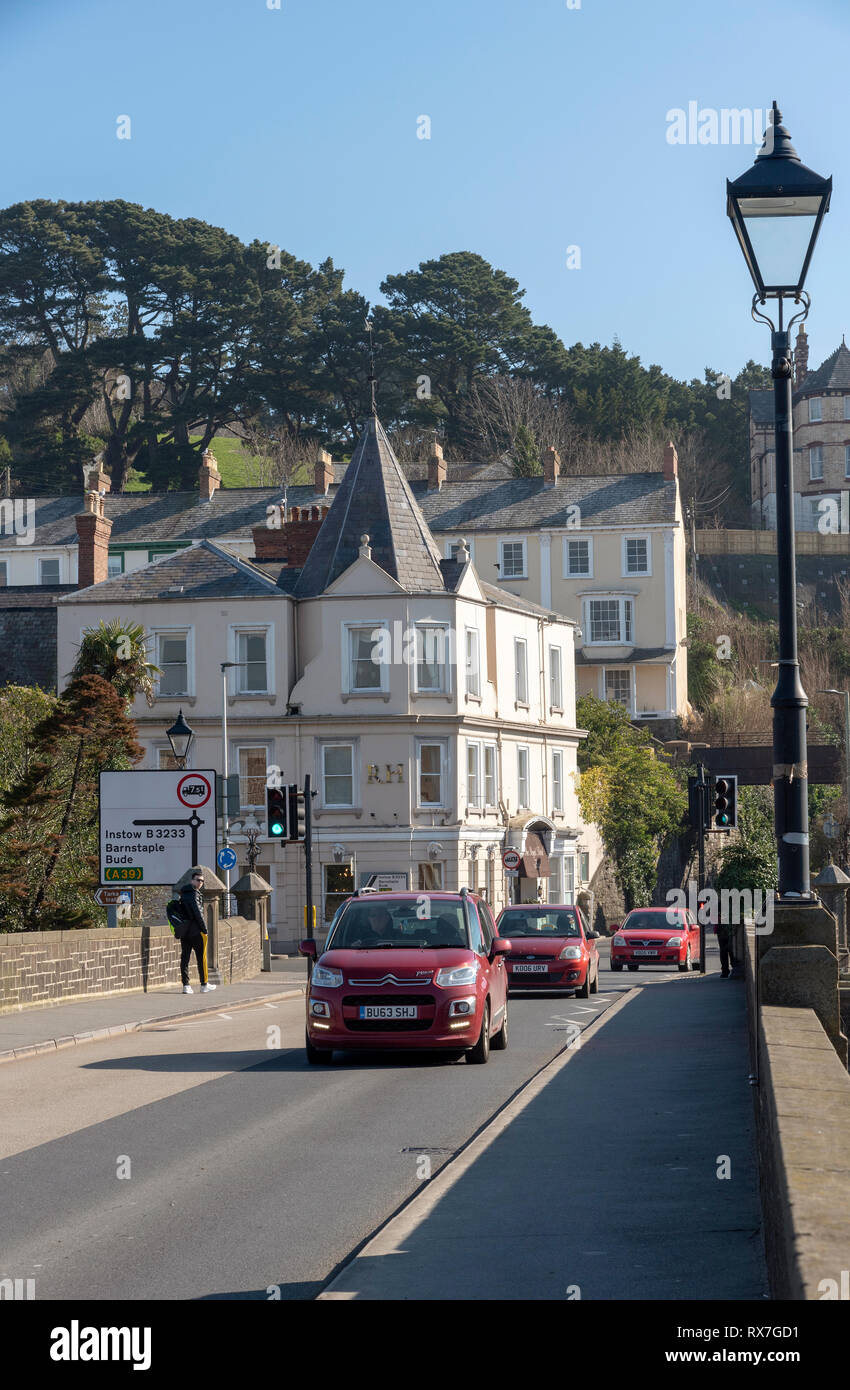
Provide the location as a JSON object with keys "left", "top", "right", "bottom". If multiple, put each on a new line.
{"left": 542, "top": 446, "right": 561, "bottom": 488}
{"left": 663, "top": 441, "right": 678, "bottom": 481}
{"left": 86, "top": 463, "right": 111, "bottom": 494}
{"left": 794, "top": 324, "right": 809, "bottom": 389}
{"left": 198, "top": 448, "right": 221, "bottom": 502}
{"left": 252, "top": 505, "right": 329, "bottom": 566}
{"left": 76, "top": 491, "right": 113, "bottom": 588}
{"left": 315, "top": 448, "right": 334, "bottom": 496}
{"left": 427, "top": 440, "right": 446, "bottom": 492}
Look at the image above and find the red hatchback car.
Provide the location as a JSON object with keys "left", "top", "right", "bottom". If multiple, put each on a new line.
{"left": 299, "top": 889, "right": 510, "bottom": 1065}
{"left": 496, "top": 904, "right": 600, "bottom": 994}
{"left": 610, "top": 906, "right": 700, "bottom": 973}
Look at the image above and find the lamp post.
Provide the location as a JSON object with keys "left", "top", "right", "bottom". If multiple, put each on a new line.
{"left": 817, "top": 689, "right": 850, "bottom": 864}
{"left": 727, "top": 102, "right": 831, "bottom": 899}
{"left": 166, "top": 708, "right": 194, "bottom": 770}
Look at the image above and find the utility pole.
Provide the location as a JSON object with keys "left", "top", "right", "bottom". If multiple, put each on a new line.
{"left": 304, "top": 772, "right": 314, "bottom": 942}
{"left": 697, "top": 762, "right": 707, "bottom": 975}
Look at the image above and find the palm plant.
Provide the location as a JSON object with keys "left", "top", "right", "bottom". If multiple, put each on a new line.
{"left": 69, "top": 619, "right": 160, "bottom": 706}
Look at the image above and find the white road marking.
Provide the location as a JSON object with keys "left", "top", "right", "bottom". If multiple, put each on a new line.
{"left": 218, "top": 1013, "right": 233, "bottom": 1020}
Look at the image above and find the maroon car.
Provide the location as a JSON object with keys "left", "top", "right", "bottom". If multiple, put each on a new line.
{"left": 610, "top": 906, "right": 700, "bottom": 972}
{"left": 495, "top": 904, "right": 600, "bottom": 995}
{"left": 299, "top": 889, "right": 510, "bottom": 1065}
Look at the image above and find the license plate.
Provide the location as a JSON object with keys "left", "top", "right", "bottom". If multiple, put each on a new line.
{"left": 633, "top": 949, "right": 658, "bottom": 956}
{"left": 359, "top": 1005, "right": 419, "bottom": 1019}
{"left": 512, "top": 963, "right": 548, "bottom": 973}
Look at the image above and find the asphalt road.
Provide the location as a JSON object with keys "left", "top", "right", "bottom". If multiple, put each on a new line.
{"left": 0, "top": 944, "right": 759, "bottom": 1301}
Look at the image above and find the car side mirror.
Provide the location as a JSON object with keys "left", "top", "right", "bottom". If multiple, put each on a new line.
{"left": 587, "top": 929, "right": 600, "bottom": 940}
{"left": 492, "top": 937, "right": 511, "bottom": 956}
{"left": 299, "top": 938, "right": 317, "bottom": 959}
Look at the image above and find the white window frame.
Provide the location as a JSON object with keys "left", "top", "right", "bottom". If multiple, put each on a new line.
{"left": 39, "top": 556, "right": 61, "bottom": 585}
{"left": 466, "top": 740, "right": 482, "bottom": 810}
{"left": 231, "top": 625, "right": 273, "bottom": 695}
{"left": 517, "top": 746, "right": 529, "bottom": 810}
{"left": 622, "top": 534, "right": 651, "bottom": 577}
{"left": 499, "top": 537, "right": 527, "bottom": 580}
{"left": 483, "top": 742, "right": 498, "bottom": 806}
{"left": 107, "top": 552, "right": 124, "bottom": 580}
{"left": 320, "top": 739, "right": 357, "bottom": 809}
{"left": 604, "top": 667, "right": 633, "bottom": 709}
{"left": 549, "top": 644, "right": 563, "bottom": 711}
{"left": 152, "top": 626, "right": 193, "bottom": 698}
{"left": 552, "top": 749, "right": 564, "bottom": 813}
{"left": 514, "top": 637, "right": 529, "bottom": 705}
{"left": 563, "top": 855, "right": 576, "bottom": 901}
{"left": 235, "top": 743, "right": 271, "bottom": 810}
{"left": 465, "top": 626, "right": 481, "bottom": 700}
{"left": 584, "top": 597, "right": 634, "bottom": 646}
{"left": 413, "top": 622, "right": 451, "bottom": 695}
{"left": 580, "top": 850, "right": 590, "bottom": 884}
{"left": 563, "top": 535, "right": 593, "bottom": 578}
{"left": 809, "top": 446, "right": 824, "bottom": 481}
{"left": 416, "top": 739, "right": 448, "bottom": 809}
{"left": 341, "top": 619, "right": 390, "bottom": 696}
{"left": 809, "top": 397, "right": 823, "bottom": 422}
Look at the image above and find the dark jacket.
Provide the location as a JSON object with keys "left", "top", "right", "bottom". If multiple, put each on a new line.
{"left": 179, "top": 883, "right": 207, "bottom": 936}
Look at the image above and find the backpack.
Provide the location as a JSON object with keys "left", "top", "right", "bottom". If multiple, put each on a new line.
{"left": 166, "top": 898, "right": 189, "bottom": 939}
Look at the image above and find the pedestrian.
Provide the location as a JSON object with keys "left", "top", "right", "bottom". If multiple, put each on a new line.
{"left": 179, "top": 868, "right": 216, "bottom": 995}
{"left": 716, "top": 921, "right": 738, "bottom": 978}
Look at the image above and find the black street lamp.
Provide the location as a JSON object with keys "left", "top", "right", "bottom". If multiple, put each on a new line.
{"left": 727, "top": 103, "right": 832, "bottom": 899}
{"left": 166, "top": 708, "right": 195, "bottom": 769}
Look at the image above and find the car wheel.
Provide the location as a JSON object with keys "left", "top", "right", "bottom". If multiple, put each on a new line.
{"left": 576, "top": 968, "right": 590, "bottom": 998}
{"left": 589, "top": 962, "right": 599, "bottom": 994}
{"left": 491, "top": 998, "right": 508, "bottom": 1050}
{"left": 627, "top": 963, "right": 639, "bottom": 972}
{"left": 466, "top": 1001, "right": 491, "bottom": 1064}
{"left": 611, "top": 962, "right": 623, "bottom": 972}
{"left": 678, "top": 946, "right": 691, "bottom": 974}
{"left": 691, "top": 951, "right": 701, "bottom": 971}
{"left": 306, "top": 1032, "right": 333, "bottom": 1065}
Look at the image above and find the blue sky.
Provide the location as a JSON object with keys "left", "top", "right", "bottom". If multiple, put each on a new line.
{"left": 2, "top": 0, "right": 848, "bottom": 384}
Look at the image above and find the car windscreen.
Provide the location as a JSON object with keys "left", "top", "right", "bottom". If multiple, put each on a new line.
{"left": 498, "top": 908, "right": 581, "bottom": 937}
{"left": 329, "top": 900, "right": 470, "bottom": 950}
{"left": 622, "top": 912, "right": 674, "bottom": 932}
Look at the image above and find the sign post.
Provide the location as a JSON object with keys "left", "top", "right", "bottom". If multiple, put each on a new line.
{"left": 99, "top": 772, "right": 217, "bottom": 886}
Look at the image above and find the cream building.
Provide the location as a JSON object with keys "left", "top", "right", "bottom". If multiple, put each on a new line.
{"left": 56, "top": 418, "right": 599, "bottom": 949}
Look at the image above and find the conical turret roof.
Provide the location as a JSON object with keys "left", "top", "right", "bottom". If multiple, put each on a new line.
{"left": 294, "top": 416, "right": 447, "bottom": 596}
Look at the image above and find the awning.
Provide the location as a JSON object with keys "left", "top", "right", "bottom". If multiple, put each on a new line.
{"left": 519, "top": 830, "right": 550, "bottom": 878}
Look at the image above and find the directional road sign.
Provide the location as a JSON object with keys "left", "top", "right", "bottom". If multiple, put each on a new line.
{"left": 94, "top": 886, "right": 135, "bottom": 907}
{"left": 99, "top": 771, "right": 217, "bottom": 886}
{"left": 217, "top": 846, "right": 238, "bottom": 871}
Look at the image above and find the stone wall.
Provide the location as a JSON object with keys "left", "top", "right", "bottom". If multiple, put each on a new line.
{"left": 0, "top": 918, "right": 263, "bottom": 1014}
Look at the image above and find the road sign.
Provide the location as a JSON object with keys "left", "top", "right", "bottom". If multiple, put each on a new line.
{"left": 502, "top": 848, "right": 521, "bottom": 871}
{"left": 94, "top": 886, "right": 135, "bottom": 907}
{"left": 99, "top": 771, "right": 218, "bottom": 886}
{"left": 363, "top": 872, "right": 409, "bottom": 891}
{"left": 217, "top": 846, "right": 238, "bottom": 871}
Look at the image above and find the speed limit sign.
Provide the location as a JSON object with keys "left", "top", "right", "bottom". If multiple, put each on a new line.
{"left": 502, "top": 848, "right": 521, "bottom": 871}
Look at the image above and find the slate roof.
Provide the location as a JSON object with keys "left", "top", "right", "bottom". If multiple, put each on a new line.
{"left": 0, "top": 584, "right": 77, "bottom": 607}
{"left": 402, "top": 458, "right": 513, "bottom": 483}
{"left": 416, "top": 472, "right": 676, "bottom": 532}
{"left": 749, "top": 391, "right": 775, "bottom": 428}
{"left": 294, "top": 416, "right": 447, "bottom": 597}
{"left": 574, "top": 646, "right": 671, "bottom": 664}
{"left": 58, "top": 541, "right": 286, "bottom": 604}
{"left": 480, "top": 581, "right": 575, "bottom": 622}
{"left": 798, "top": 341, "right": 850, "bottom": 393}
{"left": 0, "top": 486, "right": 339, "bottom": 552}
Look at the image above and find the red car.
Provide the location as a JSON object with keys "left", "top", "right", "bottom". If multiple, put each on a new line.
{"left": 495, "top": 903, "right": 600, "bottom": 995}
{"left": 299, "top": 889, "right": 510, "bottom": 1065}
{"left": 610, "top": 907, "right": 700, "bottom": 973}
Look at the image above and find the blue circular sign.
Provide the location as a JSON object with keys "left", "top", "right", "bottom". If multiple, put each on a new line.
{"left": 217, "top": 846, "right": 238, "bottom": 871}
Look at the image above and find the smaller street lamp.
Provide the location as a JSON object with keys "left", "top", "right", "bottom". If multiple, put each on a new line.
{"left": 166, "top": 708, "right": 194, "bottom": 769}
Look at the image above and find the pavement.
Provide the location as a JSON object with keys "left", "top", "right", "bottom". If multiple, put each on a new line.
{"left": 320, "top": 958, "right": 767, "bottom": 1300}
{"left": 0, "top": 956, "right": 308, "bottom": 1063}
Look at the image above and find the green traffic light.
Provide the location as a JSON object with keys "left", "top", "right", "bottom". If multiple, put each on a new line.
{"left": 271, "top": 821, "right": 284, "bottom": 835}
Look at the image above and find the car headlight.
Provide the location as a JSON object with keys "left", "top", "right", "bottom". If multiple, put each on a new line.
{"left": 311, "top": 964, "right": 343, "bottom": 988}
{"left": 612, "top": 935, "right": 626, "bottom": 946}
{"left": 435, "top": 962, "right": 479, "bottom": 987}
{"left": 666, "top": 937, "right": 683, "bottom": 947}
{"left": 558, "top": 945, "right": 582, "bottom": 960}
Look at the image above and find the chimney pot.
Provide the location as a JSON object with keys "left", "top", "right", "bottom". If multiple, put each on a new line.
{"left": 663, "top": 441, "right": 678, "bottom": 481}
{"left": 427, "top": 441, "right": 446, "bottom": 492}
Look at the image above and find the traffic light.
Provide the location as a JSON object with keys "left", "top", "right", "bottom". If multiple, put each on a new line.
{"left": 266, "top": 784, "right": 287, "bottom": 840}
{"left": 711, "top": 775, "right": 738, "bottom": 829}
{"left": 287, "top": 783, "right": 306, "bottom": 841}
{"left": 687, "top": 775, "right": 708, "bottom": 830}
